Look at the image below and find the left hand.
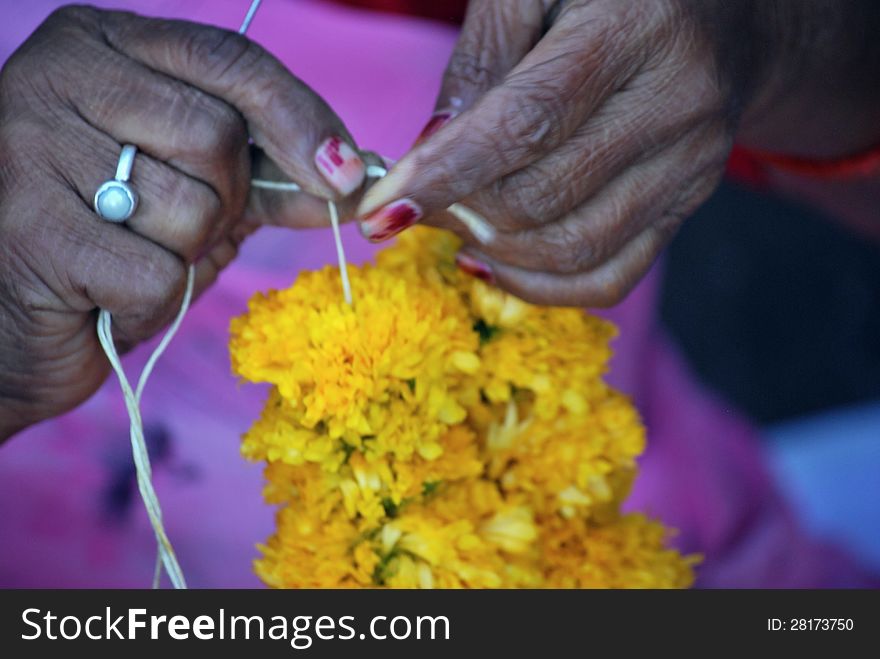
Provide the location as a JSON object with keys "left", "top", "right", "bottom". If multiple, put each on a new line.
{"left": 354, "top": 0, "right": 769, "bottom": 307}
{"left": 0, "top": 6, "right": 368, "bottom": 440}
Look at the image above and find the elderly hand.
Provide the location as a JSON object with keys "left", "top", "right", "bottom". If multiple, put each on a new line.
{"left": 354, "top": 0, "right": 782, "bottom": 307}
{"left": 0, "top": 6, "right": 367, "bottom": 440}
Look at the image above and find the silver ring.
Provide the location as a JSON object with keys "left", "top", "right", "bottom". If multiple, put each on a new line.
{"left": 94, "top": 144, "right": 139, "bottom": 223}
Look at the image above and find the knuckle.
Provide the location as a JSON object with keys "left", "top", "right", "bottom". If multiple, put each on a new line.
{"left": 419, "top": 151, "right": 476, "bottom": 202}
{"left": 684, "top": 63, "right": 726, "bottom": 118}
{"left": 0, "top": 121, "right": 45, "bottom": 193}
{"left": 491, "top": 85, "right": 565, "bottom": 165}
{"left": 560, "top": 232, "right": 595, "bottom": 274}
{"left": 599, "top": 268, "right": 636, "bottom": 307}
{"left": 132, "top": 252, "right": 187, "bottom": 321}
{"left": 185, "top": 96, "right": 247, "bottom": 162}
{"left": 497, "top": 171, "right": 543, "bottom": 224}
{"left": 497, "top": 165, "right": 574, "bottom": 227}
{"left": 0, "top": 48, "right": 57, "bottom": 112}
{"left": 45, "top": 4, "right": 98, "bottom": 29}
{"left": 444, "top": 49, "right": 499, "bottom": 93}
{"left": 542, "top": 222, "right": 594, "bottom": 275}
{"left": 163, "top": 181, "right": 222, "bottom": 252}
{"left": 77, "top": 237, "right": 186, "bottom": 341}
{"left": 33, "top": 5, "right": 99, "bottom": 61}
{"left": 592, "top": 268, "right": 631, "bottom": 308}
{"left": 655, "top": 211, "right": 684, "bottom": 244}
{"left": 185, "top": 27, "right": 266, "bottom": 86}
{"left": 0, "top": 225, "right": 52, "bottom": 321}
{"left": 1, "top": 12, "right": 107, "bottom": 118}
{"left": 529, "top": 213, "right": 605, "bottom": 275}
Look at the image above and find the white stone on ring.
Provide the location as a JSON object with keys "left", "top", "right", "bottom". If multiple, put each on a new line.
{"left": 94, "top": 144, "right": 139, "bottom": 223}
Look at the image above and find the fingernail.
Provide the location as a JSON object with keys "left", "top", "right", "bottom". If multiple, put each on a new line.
{"left": 359, "top": 198, "right": 422, "bottom": 242}
{"left": 358, "top": 158, "right": 415, "bottom": 217}
{"left": 455, "top": 253, "right": 494, "bottom": 283}
{"left": 314, "top": 136, "right": 365, "bottom": 196}
{"left": 415, "top": 111, "right": 455, "bottom": 145}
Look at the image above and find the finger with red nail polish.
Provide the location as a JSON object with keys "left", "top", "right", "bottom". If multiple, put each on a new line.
{"left": 415, "top": 111, "right": 456, "bottom": 145}
{"left": 315, "top": 136, "right": 366, "bottom": 196}
{"left": 456, "top": 252, "right": 494, "bottom": 283}
{"left": 359, "top": 198, "right": 422, "bottom": 242}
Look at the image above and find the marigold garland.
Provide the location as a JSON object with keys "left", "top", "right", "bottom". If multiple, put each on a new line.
{"left": 230, "top": 226, "right": 698, "bottom": 588}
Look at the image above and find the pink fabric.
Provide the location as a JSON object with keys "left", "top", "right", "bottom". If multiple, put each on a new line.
{"left": 0, "top": 0, "right": 874, "bottom": 588}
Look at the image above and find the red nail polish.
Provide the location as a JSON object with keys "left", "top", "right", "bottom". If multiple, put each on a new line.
{"left": 315, "top": 136, "right": 365, "bottom": 195}
{"left": 360, "top": 199, "right": 422, "bottom": 242}
{"left": 455, "top": 253, "right": 494, "bottom": 283}
{"left": 415, "top": 112, "right": 454, "bottom": 145}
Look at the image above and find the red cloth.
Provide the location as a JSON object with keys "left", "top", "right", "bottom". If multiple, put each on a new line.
{"left": 736, "top": 144, "right": 880, "bottom": 182}
{"left": 333, "top": 0, "right": 468, "bottom": 23}
{"left": 727, "top": 146, "right": 770, "bottom": 187}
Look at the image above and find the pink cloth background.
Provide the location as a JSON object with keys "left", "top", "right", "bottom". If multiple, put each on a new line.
{"left": 0, "top": 0, "right": 874, "bottom": 588}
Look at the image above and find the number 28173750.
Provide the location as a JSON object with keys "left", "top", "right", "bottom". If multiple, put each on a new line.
{"left": 767, "top": 618, "right": 854, "bottom": 631}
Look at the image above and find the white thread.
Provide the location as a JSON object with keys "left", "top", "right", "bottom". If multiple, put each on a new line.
{"left": 97, "top": 265, "right": 194, "bottom": 590}
{"left": 252, "top": 180, "right": 351, "bottom": 303}
{"left": 251, "top": 178, "right": 301, "bottom": 192}
{"left": 448, "top": 203, "right": 496, "bottom": 245}
{"left": 152, "top": 553, "right": 164, "bottom": 589}
{"left": 328, "top": 201, "right": 353, "bottom": 305}
{"left": 365, "top": 164, "right": 389, "bottom": 178}
{"left": 256, "top": 165, "right": 496, "bottom": 301}
{"left": 238, "top": 0, "right": 262, "bottom": 33}
{"left": 97, "top": 0, "right": 266, "bottom": 590}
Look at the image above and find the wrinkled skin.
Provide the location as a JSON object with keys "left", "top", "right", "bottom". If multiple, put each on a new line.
{"left": 3, "top": 1, "right": 880, "bottom": 440}
{"left": 0, "top": 6, "right": 366, "bottom": 439}
{"left": 358, "top": 0, "right": 880, "bottom": 306}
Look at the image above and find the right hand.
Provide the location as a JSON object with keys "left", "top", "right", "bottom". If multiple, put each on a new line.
{"left": 0, "top": 6, "right": 367, "bottom": 440}
{"left": 355, "top": 0, "right": 756, "bottom": 307}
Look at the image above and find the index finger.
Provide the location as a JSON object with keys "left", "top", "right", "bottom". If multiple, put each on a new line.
{"left": 98, "top": 10, "right": 365, "bottom": 200}
{"left": 355, "top": 0, "right": 648, "bottom": 241}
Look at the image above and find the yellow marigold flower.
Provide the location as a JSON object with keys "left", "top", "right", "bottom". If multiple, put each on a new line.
{"left": 473, "top": 299, "right": 615, "bottom": 420}
{"left": 373, "top": 480, "right": 532, "bottom": 589}
{"left": 241, "top": 388, "right": 342, "bottom": 469}
{"left": 480, "top": 506, "right": 538, "bottom": 554}
{"left": 233, "top": 226, "right": 697, "bottom": 589}
{"left": 261, "top": 425, "right": 483, "bottom": 529}
{"left": 231, "top": 263, "right": 479, "bottom": 467}
{"left": 539, "top": 513, "right": 699, "bottom": 589}
{"left": 484, "top": 394, "right": 645, "bottom": 518}
{"left": 255, "top": 505, "right": 370, "bottom": 588}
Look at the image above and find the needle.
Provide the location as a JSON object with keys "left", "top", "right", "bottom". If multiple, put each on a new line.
{"left": 239, "top": 0, "right": 263, "bottom": 34}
